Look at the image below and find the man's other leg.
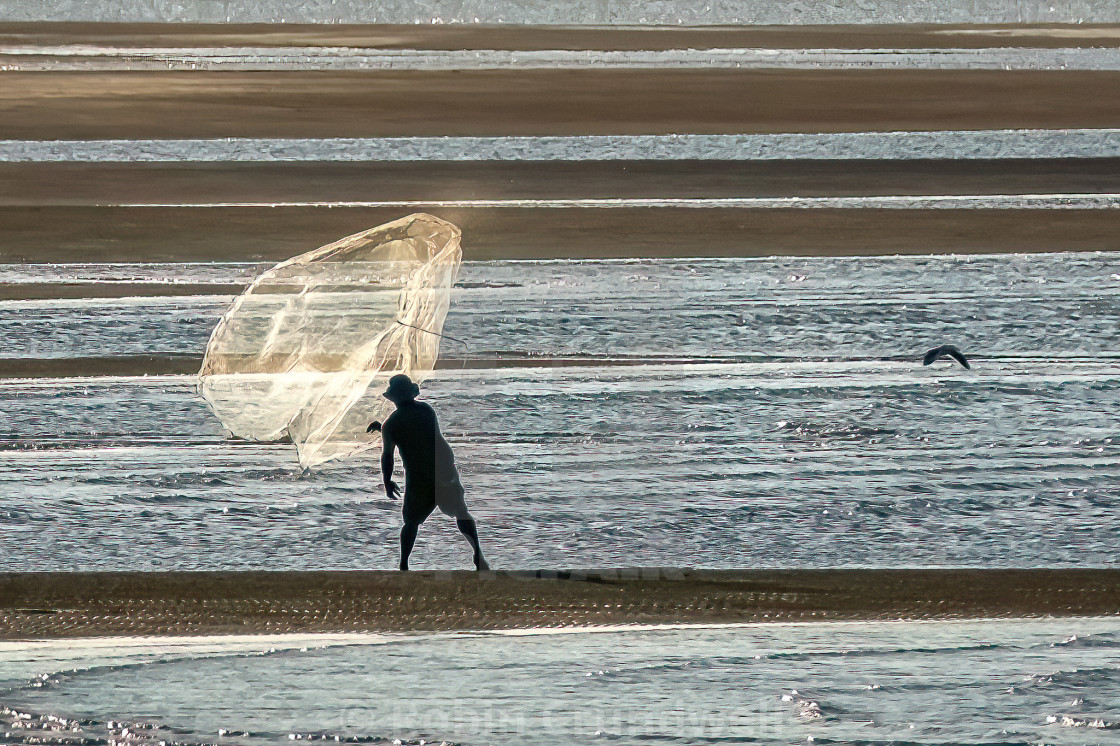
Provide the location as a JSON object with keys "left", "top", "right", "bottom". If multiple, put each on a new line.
{"left": 400, "top": 521, "right": 420, "bottom": 571}
{"left": 455, "top": 518, "right": 489, "bottom": 571}
{"left": 439, "top": 481, "right": 489, "bottom": 571}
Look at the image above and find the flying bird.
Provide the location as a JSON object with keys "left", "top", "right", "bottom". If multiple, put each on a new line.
{"left": 922, "top": 344, "right": 970, "bottom": 369}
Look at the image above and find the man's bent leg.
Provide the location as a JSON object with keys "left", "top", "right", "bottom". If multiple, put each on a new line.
{"left": 400, "top": 521, "right": 420, "bottom": 571}
{"left": 456, "top": 518, "right": 489, "bottom": 571}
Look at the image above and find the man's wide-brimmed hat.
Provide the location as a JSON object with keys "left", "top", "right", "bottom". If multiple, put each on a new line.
{"left": 383, "top": 374, "right": 420, "bottom": 401}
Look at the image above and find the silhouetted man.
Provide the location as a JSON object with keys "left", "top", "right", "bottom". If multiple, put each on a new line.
{"left": 370, "top": 374, "right": 489, "bottom": 571}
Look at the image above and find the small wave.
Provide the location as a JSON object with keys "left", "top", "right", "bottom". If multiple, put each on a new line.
{"left": 0, "top": 706, "right": 111, "bottom": 746}
{"left": 1018, "top": 664, "right": 1120, "bottom": 690}
{"left": 1045, "top": 713, "right": 1118, "bottom": 729}
{"left": 764, "top": 642, "right": 1004, "bottom": 662}
{"left": 780, "top": 689, "right": 831, "bottom": 721}
{"left": 775, "top": 420, "right": 900, "bottom": 441}
{"left": 454, "top": 281, "right": 523, "bottom": 289}
{"left": 1049, "top": 631, "right": 1120, "bottom": 648}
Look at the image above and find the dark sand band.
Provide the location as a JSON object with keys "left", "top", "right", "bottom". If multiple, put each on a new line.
{"left": 8, "top": 160, "right": 1120, "bottom": 205}
{"left": 6, "top": 23, "right": 1120, "bottom": 52}
{"left": 0, "top": 354, "right": 799, "bottom": 378}
{"left": 2, "top": 570, "right": 1118, "bottom": 639}
{"left": 6, "top": 69, "right": 1120, "bottom": 140}
{"left": 4, "top": 207, "right": 1120, "bottom": 263}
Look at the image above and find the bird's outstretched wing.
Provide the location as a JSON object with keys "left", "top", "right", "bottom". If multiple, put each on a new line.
{"left": 923, "top": 344, "right": 970, "bottom": 369}
{"left": 945, "top": 347, "right": 970, "bottom": 369}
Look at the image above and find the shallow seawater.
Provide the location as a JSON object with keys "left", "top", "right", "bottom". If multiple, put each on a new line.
{"left": 10, "top": 45, "right": 1120, "bottom": 72}
{"left": 3, "top": 619, "right": 1120, "bottom": 745}
{"left": 6, "top": 130, "right": 1120, "bottom": 163}
{"left": 0, "top": 254, "right": 1118, "bottom": 570}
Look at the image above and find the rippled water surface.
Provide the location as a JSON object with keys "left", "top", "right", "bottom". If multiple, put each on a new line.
{"left": 4, "top": 0, "right": 1118, "bottom": 24}
{"left": 4, "top": 620, "right": 1120, "bottom": 745}
{"left": 0, "top": 254, "right": 1117, "bottom": 570}
{"left": 10, "top": 46, "right": 1120, "bottom": 71}
{"left": 7, "top": 130, "right": 1120, "bottom": 162}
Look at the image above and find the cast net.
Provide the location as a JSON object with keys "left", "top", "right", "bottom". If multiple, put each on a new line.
{"left": 198, "top": 213, "right": 462, "bottom": 468}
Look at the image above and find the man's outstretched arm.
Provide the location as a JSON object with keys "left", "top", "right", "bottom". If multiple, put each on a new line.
{"left": 381, "top": 431, "right": 402, "bottom": 499}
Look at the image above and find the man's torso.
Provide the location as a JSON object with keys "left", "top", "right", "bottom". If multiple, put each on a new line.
{"left": 383, "top": 401, "right": 459, "bottom": 488}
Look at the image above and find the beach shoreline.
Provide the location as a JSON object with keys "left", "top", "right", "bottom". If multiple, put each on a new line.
{"left": 2, "top": 569, "right": 1118, "bottom": 640}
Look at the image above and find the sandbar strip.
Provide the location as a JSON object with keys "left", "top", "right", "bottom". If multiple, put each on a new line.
{"left": 0, "top": 355, "right": 743, "bottom": 379}
{"left": 0, "top": 282, "right": 244, "bottom": 300}
{"left": 2, "top": 206, "right": 1118, "bottom": 262}
{"left": 7, "top": 160, "right": 1120, "bottom": 205}
{"left": 1, "top": 569, "right": 1118, "bottom": 639}
{"left": 4, "top": 22, "right": 1120, "bottom": 52}
{"left": 4, "top": 70, "right": 1120, "bottom": 139}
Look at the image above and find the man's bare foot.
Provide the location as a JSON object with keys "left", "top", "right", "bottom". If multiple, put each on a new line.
{"left": 475, "top": 556, "right": 490, "bottom": 571}
{"left": 399, "top": 562, "right": 409, "bottom": 571}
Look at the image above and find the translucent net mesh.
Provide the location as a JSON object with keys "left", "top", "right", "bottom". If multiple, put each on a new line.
{"left": 198, "top": 213, "right": 462, "bottom": 468}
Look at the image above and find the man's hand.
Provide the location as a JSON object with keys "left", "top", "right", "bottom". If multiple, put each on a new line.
{"left": 367, "top": 421, "right": 382, "bottom": 433}
{"left": 384, "top": 480, "right": 402, "bottom": 500}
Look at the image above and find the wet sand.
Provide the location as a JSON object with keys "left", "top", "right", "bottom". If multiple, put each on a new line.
{"left": 0, "top": 354, "right": 777, "bottom": 378}
{"left": 1, "top": 570, "right": 1118, "bottom": 639}
{"left": 0, "top": 282, "right": 242, "bottom": 300}
{"left": 0, "top": 355, "right": 205, "bottom": 378}
{"left": 4, "top": 21, "right": 1120, "bottom": 51}
{"left": 5, "top": 69, "right": 1120, "bottom": 139}
{"left": 7, "top": 160, "right": 1120, "bottom": 205}
{"left": 2, "top": 205, "right": 1118, "bottom": 262}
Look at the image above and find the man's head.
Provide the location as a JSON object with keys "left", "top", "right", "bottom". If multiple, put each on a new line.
{"left": 383, "top": 374, "right": 420, "bottom": 405}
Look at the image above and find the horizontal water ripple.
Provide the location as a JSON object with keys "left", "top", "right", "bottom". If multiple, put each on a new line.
{"left": 7, "top": 131, "right": 1120, "bottom": 162}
